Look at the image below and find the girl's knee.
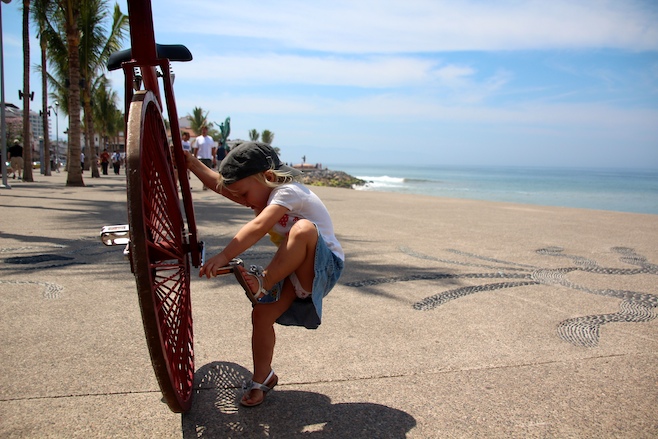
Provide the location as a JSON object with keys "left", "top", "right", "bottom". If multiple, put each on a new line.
{"left": 251, "top": 306, "right": 277, "bottom": 328}
{"left": 290, "top": 219, "right": 317, "bottom": 241}
{"left": 251, "top": 283, "right": 296, "bottom": 327}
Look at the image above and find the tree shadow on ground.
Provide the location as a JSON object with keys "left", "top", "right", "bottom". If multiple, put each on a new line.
{"left": 182, "top": 362, "right": 416, "bottom": 439}
{"left": 1, "top": 179, "right": 467, "bottom": 300}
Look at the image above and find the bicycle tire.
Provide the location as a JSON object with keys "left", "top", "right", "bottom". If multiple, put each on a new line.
{"left": 126, "top": 90, "right": 194, "bottom": 413}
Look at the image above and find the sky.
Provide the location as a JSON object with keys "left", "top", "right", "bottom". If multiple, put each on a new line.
{"left": 2, "top": 0, "right": 658, "bottom": 169}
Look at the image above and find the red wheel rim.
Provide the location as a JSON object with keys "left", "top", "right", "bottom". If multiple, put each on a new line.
{"left": 127, "top": 91, "right": 194, "bottom": 412}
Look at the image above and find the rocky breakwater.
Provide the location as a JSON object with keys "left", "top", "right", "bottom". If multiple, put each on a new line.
{"left": 298, "top": 168, "right": 366, "bottom": 189}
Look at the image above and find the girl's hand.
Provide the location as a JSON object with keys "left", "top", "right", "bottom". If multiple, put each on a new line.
{"left": 199, "top": 253, "right": 230, "bottom": 278}
{"left": 183, "top": 150, "right": 194, "bottom": 166}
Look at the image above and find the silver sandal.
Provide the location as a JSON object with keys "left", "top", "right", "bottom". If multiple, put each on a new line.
{"left": 241, "top": 369, "right": 278, "bottom": 407}
{"left": 233, "top": 264, "right": 269, "bottom": 305}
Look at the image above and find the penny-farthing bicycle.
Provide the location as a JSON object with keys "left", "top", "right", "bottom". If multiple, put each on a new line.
{"left": 101, "top": 0, "right": 205, "bottom": 413}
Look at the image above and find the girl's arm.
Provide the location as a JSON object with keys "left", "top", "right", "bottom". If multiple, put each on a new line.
{"left": 185, "top": 151, "right": 219, "bottom": 192}
{"left": 199, "top": 203, "right": 289, "bottom": 278}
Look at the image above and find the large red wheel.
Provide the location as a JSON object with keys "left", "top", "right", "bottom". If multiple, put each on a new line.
{"left": 126, "top": 90, "right": 194, "bottom": 413}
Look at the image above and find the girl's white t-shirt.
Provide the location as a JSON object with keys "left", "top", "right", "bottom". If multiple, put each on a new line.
{"left": 267, "top": 182, "right": 344, "bottom": 261}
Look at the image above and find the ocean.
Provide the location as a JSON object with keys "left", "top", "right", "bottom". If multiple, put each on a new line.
{"left": 330, "top": 164, "right": 658, "bottom": 215}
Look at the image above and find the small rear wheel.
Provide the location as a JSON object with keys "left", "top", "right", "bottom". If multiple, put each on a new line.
{"left": 126, "top": 90, "right": 194, "bottom": 413}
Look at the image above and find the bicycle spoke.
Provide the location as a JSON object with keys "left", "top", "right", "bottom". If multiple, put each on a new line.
{"left": 127, "top": 91, "right": 194, "bottom": 413}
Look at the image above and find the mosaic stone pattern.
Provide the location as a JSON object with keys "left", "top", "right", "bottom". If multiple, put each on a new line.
{"left": 0, "top": 240, "right": 114, "bottom": 299}
{"left": 346, "top": 246, "right": 658, "bottom": 347}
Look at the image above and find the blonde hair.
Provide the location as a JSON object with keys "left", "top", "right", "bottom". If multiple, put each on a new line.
{"left": 216, "top": 166, "right": 298, "bottom": 192}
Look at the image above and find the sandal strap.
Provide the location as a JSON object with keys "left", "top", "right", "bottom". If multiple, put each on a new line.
{"left": 247, "top": 265, "right": 269, "bottom": 299}
{"left": 243, "top": 370, "right": 276, "bottom": 392}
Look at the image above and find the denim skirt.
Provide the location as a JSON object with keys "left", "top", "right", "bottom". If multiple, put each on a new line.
{"left": 258, "top": 230, "right": 343, "bottom": 329}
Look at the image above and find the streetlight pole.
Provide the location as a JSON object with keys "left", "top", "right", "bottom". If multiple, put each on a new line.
{"left": 1, "top": 0, "right": 12, "bottom": 189}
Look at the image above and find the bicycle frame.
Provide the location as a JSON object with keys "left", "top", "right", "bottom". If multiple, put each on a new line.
{"left": 100, "top": 0, "right": 205, "bottom": 413}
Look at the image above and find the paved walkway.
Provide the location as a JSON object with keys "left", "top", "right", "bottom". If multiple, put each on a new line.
{"left": 1, "top": 172, "right": 657, "bottom": 438}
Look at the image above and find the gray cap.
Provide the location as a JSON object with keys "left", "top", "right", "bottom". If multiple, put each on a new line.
{"left": 218, "top": 142, "right": 300, "bottom": 185}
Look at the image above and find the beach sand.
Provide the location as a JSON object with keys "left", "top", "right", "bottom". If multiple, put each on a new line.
{"left": 1, "top": 173, "right": 657, "bottom": 437}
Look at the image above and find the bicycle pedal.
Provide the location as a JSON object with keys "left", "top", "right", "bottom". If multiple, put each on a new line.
{"left": 100, "top": 225, "right": 130, "bottom": 246}
{"left": 213, "top": 259, "right": 243, "bottom": 276}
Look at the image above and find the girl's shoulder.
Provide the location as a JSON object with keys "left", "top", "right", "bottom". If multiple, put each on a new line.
{"left": 269, "top": 182, "right": 312, "bottom": 204}
{"left": 273, "top": 181, "right": 307, "bottom": 193}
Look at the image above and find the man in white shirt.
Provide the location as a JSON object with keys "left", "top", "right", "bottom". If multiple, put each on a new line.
{"left": 193, "top": 126, "right": 216, "bottom": 189}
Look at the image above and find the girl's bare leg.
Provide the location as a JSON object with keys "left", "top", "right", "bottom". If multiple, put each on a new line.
{"left": 263, "top": 219, "right": 318, "bottom": 292}
{"left": 242, "top": 282, "right": 296, "bottom": 405}
{"left": 236, "top": 220, "right": 319, "bottom": 405}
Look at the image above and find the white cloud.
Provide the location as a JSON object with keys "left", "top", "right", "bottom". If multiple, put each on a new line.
{"left": 158, "top": 0, "right": 658, "bottom": 52}
{"left": 178, "top": 86, "right": 658, "bottom": 134}
{"left": 176, "top": 94, "right": 316, "bottom": 116}
{"left": 175, "top": 53, "right": 474, "bottom": 88}
{"left": 173, "top": 53, "right": 515, "bottom": 107}
{"left": 433, "top": 65, "right": 476, "bottom": 86}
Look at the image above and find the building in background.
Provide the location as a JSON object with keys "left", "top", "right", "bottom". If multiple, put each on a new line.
{"left": 2, "top": 102, "right": 126, "bottom": 166}
{"left": 2, "top": 102, "right": 48, "bottom": 157}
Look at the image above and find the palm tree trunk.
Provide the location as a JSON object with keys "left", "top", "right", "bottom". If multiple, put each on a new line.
{"left": 64, "top": 0, "right": 84, "bottom": 187}
{"left": 22, "top": 0, "right": 33, "bottom": 182}
{"left": 84, "top": 90, "right": 100, "bottom": 178}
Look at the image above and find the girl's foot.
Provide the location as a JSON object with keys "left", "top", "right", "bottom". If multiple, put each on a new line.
{"left": 241, "top": 370, "right": 278, "bottom": 407}
{"left": 234, "top": 265, "right": 269, "bottom": 305}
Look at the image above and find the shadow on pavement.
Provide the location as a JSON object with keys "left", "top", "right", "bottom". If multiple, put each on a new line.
{"left": 183, "top": 362, "right": 416, "bottom": 438}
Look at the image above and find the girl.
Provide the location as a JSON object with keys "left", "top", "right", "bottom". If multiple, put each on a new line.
{"left": 185, "top": 142, "right": 344, "bottom": 407}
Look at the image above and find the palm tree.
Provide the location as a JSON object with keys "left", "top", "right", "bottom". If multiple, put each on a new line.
{"left": 39, "top": 3, "right": 71, "bottom": 171}
{"left": 111, "top": 107, "right": 123, "bottom": 150}
{"left": 80, "top": 1, "right": 128, "bottom": 178}
{"left": 22, "top": 0, "right": 34, "bottom": 182}
{"left": 58, "top": 0, "right": 84, "bottom": 186}
{"left": 188, "top": 107, "right": 210, "bottom": 134}
{"left": 249, "top": 129, "right": 259, "bottom": 141}
{"left": 187, "top": 106, "right": 223, "bottom": 141}
{"left": 261, "top": 129, "right": 274, "bottom": 145}
{"left": 41, "top": 1, "right": 127, "bottom": 186}
{"left": 92, "top": 75, "right": 119, "bottom": 151}
{"left": 32, "top": 0, "right": 55, "bottom": 177}
{"left": 111, "top": 114, "right": 121, "bottom": 146}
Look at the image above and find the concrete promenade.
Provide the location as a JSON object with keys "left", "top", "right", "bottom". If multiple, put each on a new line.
{"left": 1, "top": 171, "right": 657, "bottom": 438}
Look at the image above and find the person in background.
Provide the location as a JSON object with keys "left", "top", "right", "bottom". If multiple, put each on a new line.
{"left": 100, "top": 148, "right": 110, "bottom": 175}
{"left": 8, "top": 139, "right": 23, "bottom": 180}
{"left": 216, "top": 136, "right": 227, "bottom": 164}
{"left": 181, "top": 131, "right": 192, "bottom": 153}
{"left": 193, "top": 125, "right": 216, "bottom": 190}
{"left": 112, "top": 151, "right": 121, "bottom": 175}
{"left": 181, "top": 132, "right": 192, "bottom": 183}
